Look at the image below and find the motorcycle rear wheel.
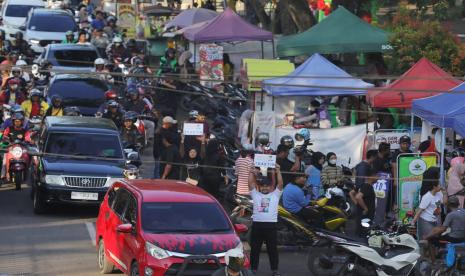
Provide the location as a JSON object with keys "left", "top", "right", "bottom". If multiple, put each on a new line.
{"left": 13, "top": 171, "right": 23, "bottom": 190}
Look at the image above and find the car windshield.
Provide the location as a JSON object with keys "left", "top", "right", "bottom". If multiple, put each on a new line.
{"left": 48, "top": 78, "right": 107, "bottom": 107}
{"left": 5, "top": 5, "right": 41, "bottom": 17}
{"left": 51, "top": 50, "right": 98, "bottom": 67}
{"left": 141, "top": 202, "right": 232, "bottom": 233}
{"left": 28, "top": 14, "right": 77, "bottom": 32}
{"left": 45, "top": 132, "right": 123, "bottom": 158}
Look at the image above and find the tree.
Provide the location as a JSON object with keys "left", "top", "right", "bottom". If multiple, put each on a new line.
{"left": 384, "top": 7, "right": 465, "bottom": 76}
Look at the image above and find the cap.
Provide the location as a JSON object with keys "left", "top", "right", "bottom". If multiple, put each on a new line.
{"left": 162, "top": 116, "right": 177, "bottom": 124}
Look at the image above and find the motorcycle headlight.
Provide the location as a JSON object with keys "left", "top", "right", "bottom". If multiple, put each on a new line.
{"left": 30, "top": 39, "right": 40, "bottom": 45}
{"left": 105, "top": 177, "right": 124, "bottom": 187}
{"left": 145, "top": 242, "right": 169, "bottom": 259}
{"left": 10, "top": 146, "right": 23, "bottom": 159}
{"left": 45, "top": 175, "right": 65, "bottom": 185}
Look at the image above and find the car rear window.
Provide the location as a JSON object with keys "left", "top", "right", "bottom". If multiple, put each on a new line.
{"left": 141, "top": 202, "right": 232, "bottom": 233}
{"left": 47, "top": 78, "right": 107, "bottom": 107}
{"left": 5, "top": 5, "right": 41, "bottom": 17}
{"left": 51, "top": 49, "right": 98, "bottom": 67}
{"left": 45, "top": 132, "right": 123, "bottom": 159}
{"left": 29, "top": 14, "right": 77, "bottom": 32}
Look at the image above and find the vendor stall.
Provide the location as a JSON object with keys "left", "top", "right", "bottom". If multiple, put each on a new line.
{"left": 165, "top": 8, "right": 218, "bottom": 29}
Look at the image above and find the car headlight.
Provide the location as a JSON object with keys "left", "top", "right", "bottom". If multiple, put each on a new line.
{"left": 105, "top": 177, "right": 124, "bottom": 187}
{"left": 30, "top": 39, "right": 40, "bottom": 45}
{"left": 10, "top": 146, "right": 23, "bottom": 159}
{"left": 145, "top": 242, "right": 169, "bottom": 259}
{"left": 45, "top": 175, "right": 65, "bottom": 185}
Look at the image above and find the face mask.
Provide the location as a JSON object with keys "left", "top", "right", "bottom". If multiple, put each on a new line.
{"left": 10, "top": 84, "right": 17, "bottom": 90}
{"left": 329, "top": 159, "right": 337, "bottom": 165}
{"left": 127, "top": 174, "right": 137, "bottom": 180}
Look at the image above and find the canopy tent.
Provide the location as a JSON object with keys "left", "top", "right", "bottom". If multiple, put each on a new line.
{"left": 368, "top": 58, "right": 460, "bottom": 108}
{"left": 277, "top": 7, "right": 390, "bottom": 57}
{"left": 262, "top": 53, "right": 373, "bottom": 96}
{"left": 165, "top": 8, "right": 218, "bottom": 29}
{"left": 453, "top": 115, "right": 465, "bottom": 140}
{"left": 412, "top": 82, "right": 465, "bottom": 128}
{"left": 183, "top": 8, "right": 273, "bottom": 42}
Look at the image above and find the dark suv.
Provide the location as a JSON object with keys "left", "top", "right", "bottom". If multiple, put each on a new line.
{"left": 31, "top": 116, "right": 125, "bottom": 214}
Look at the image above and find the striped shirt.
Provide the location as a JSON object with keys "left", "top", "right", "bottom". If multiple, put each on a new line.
{"left": 235, "top": 156, "right": 254, "bottom": 195}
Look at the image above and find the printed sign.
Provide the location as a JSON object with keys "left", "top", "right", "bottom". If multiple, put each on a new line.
{"left": 183, "top": 123, "right": 204, "bottom": 136}
{"left": 398, "top": 154, "right": 437, "bottom": 219}
{"left": 374, "top": 131, "right": 409, "bottom": 150}
{"left": 199, "top": 44, "right": 224, "bottom": 88}
{"left": 117, "top": 4, "right": 136, "bottom": 39}
{"left": 373, "top": 172, "right": 391, "bottom": 225}
{"left": 254, "top": 154, "right": 276, "bottom": 168}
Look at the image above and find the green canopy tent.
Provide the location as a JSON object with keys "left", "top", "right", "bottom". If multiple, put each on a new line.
{"left": 277, "top": 6, "right": 391, "bottom": 57}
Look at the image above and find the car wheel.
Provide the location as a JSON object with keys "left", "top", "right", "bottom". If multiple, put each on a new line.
{"left": 130, "top": 262, "right": 139, "bottom": 276}
{"left": 98, "top": 239, "right": 114, "bottom": 274}
{"left": 32, "top": 188, "right": 47, "bottom": 214}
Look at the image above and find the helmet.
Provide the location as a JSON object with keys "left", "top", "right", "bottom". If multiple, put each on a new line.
{"left": 15, "top": 60, "right": 27, "bottom": 66}
{"left": 295, "top": 128, "right": 310, "bottom": 141}
{"left": 224, "top": 248, "right": 245, "bottom": 272}
{"left": 107, "top": 100, "right": 119, "bottom": 108}
{"left": 399, "top": 135, "right": 411, "bottom": 144}
{"left": 29, "top": 89, "right": 42, "bottom": 98}
{"left": 126, "top": 88, "right": 138, "bottom": 97}
{"left": 280, "top": 135, "right": 294, "bottom": 149}
{"left": 325, "top": 187, "right": 345, "bottom": 199}
{"left": 11, "top": 104, "right": 23, "bottom": 114}
{"left": 257, "top": 132, "right": 270, "bottom": 146}
{"left": 165, "top": 48, "right": 176, "bottom": 57}
{"left": 130, "top": 56, "right": 143, "bottom": 67}
{"left": 63, "top": 106, "right": 81, "bottom": 116}
{"left": 94, "top": 58, "right": 105, "bottom": 66}
{"left": 15, "top": 31, "right": 23, "bottom": 40}
{"left": 65, "top": 30, "right": 74, "bottom": 36}
{"left": 113, "top": 36, "right": 123, "bottom": 44}
{"left": 189, "top": 110, "right": 199, "bottom": 120}
{"left": 51, "top": 94, "right": 62, "bottom": 106}
{"left": 123, "top": 111, "right": 138, "bottom": 123}
{"left": 11, "top": 66, "right": 21, "bottom": 75}
{"left": 107, "top": 16, "right": 116, "bottom": 23}
{"left": 123, "top": 165, "right": 139, "bottom": 180}
{"left": 11, "top": 112, "right": 24, "bottom": 122}
{"left": 104, "top": 90, "right": 118, "bottom": 100}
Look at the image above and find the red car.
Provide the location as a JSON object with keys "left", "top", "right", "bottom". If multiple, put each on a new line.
{"left": 95, "top": 179, "right": 248, "bottom": 276}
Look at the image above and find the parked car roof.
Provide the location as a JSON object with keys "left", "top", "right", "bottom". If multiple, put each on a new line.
{"left": 45, "top": 116, "right": 118, "bottom": 132}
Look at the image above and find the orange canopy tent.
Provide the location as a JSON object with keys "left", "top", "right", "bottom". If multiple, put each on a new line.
{"left": 367, "top": 58, "right": 461, "bottom": 108}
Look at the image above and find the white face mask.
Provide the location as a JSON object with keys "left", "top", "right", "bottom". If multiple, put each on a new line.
{"left": 127, "top": 174, "right": 137, "bottom": 180}
{"left": 329, "top": 159, "right": 337, "bottom": 165}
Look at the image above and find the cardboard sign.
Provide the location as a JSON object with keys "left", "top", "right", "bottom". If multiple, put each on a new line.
{"left": 183, "top": 123, "right": 204, "bottom": 136}
{"left": 254, "top": 154, "right": 276, "bottom": 168}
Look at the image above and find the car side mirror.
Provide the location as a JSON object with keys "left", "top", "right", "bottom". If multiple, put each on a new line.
{"left": 234, "top": 224, "right": 248, "bottom": 234}
{"left": 116, "top": 223, "right": 133, "bottom": 233}
{"left": 18, "top": 26, "right": 26, "bottom": 31}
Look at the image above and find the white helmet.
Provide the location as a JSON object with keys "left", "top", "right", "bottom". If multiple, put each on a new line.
{"left": 94, "top": 58, "right": 105, "bottom": 66}
{"left": 225, "top": 247, "right": 245, "bottom": 272}
{"left": 15, "top": 60, "right": 27, "bottom": 66}
{"left": 325, "top": 187, "right": 344, "bottom": 199}
{"left": 113, "top": 36, "right": 123, "bottom": 44}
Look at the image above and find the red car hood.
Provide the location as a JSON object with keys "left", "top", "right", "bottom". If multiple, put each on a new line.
{"left": 145, "top": 233, "right": 240, "bottom": 255}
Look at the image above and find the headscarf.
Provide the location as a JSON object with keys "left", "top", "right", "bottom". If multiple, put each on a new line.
{"left": 326, "top": 152, "right": 336, "bottom": 167}
{"left": 312, "top": 151, "right": 325, "bottom": 171}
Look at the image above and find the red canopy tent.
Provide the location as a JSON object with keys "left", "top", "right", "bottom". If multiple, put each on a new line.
{"left": 368, "top": 58, "right": 461, "bottom": 108}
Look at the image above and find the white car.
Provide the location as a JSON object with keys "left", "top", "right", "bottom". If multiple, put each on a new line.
{"left": 0, "top": 0, "right": 44, "bottom": 40}
{"left": 21, "top": 8, "right": 78, "bottom": 54}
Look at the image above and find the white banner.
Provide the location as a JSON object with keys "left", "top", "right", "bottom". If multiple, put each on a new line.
{"left": 183, "top": 123, "right": 204, "bottom": 136}
{"left": 374, "top": 130, "right": 409, "bottom": 150}
{"left": 254, "top": 154, "right": 276, "bottom": 168}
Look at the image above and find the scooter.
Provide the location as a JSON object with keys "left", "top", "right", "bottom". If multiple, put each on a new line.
{"left": 4, "top": 140, "right": 32, "bottom": 190}
{"left": 307, "top": 219, "right": 421, "bottom": 276}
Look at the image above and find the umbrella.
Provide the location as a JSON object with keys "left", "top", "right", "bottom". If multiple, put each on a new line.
{"left": 165, "top": 8, "right": 218, "bottom": 29}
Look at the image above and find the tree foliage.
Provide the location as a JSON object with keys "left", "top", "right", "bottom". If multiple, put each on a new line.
{"left": 384, "top": 8, "right": 465, "bottom": 76}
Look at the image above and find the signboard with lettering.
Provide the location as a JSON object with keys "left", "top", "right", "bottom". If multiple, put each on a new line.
{"left": 199, "top": 44, "right": 224, "bottom": 88}
{"left": 183, "top": 123, "right": 204, "bottom": 136}
{"left": 254, "top": 154, "right": 276, "bottom": 168}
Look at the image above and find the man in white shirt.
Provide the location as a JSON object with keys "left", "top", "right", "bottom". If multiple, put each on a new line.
{"left": 248, "top": 165, "right": 283, "bottom": 276}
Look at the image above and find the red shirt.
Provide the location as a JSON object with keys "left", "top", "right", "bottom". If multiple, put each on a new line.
{"left": 30, "top": 102, "right": 41, "bottom": 117}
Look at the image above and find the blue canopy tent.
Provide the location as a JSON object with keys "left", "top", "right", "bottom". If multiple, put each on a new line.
{"left": 262, "top": 53, "right": 374, "bottom": 96}
{"left": 412, "top": 82, "right": 465, "bottom": 185}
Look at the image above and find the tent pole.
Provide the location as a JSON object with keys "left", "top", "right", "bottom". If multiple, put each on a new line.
{"left": 193, "top": 42, "right": 196, "bottom": 69}
{"left": 261, "top": 41, "right": 264, "bottom": 59}
{"left": 440, "top": 127, "right": 446, "bottom": 187}
{"left": 272, "top": 39, "right": 275, "bottom": 59}
{"left": 410, "top": 112, "right": 414, "bottom": 138}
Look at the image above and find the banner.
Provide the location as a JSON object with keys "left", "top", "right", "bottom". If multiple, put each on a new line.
{"left": 397, "top": 154, "right": 437, "bottom": 219}
{"left": 374, "top": 130, "right": 409, "bottom": 150}
{"left": 117, "top": 4, "right": 136, "bottom": 39}
{"left": 199, "top": 44, "right": 224, "bottom": 88}
{"left": 373, "top": 172, "right": 391, "bottom": 225}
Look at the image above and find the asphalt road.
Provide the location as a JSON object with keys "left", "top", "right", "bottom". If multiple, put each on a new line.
{"left": 0, "top": 151, "right": 310, "bottom": 276}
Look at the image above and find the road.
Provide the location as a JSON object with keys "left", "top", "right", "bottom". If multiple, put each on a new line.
{"left": 0, "top": 151, "right": 310, "bottom": 276}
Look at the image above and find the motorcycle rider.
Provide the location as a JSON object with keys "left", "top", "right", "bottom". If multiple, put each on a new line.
{"left": 106, "top": 36, "right": 129, "bottom": 62}
{"left": 0, "top": 29, "right": 11, "bottom": 59}
{"left": 93, "top": 58, "right": 114, "bottom": 84}
{"left": 10, "top": 32, "right": 32, "bottom": 58}
{"left": 276, "top": 144, "right": 301, "bottom": 187}
{"left": 0, "top": 105, "right": 29, "bottom": 130}
{"left": 122, "top": 88, "right": 148, "bottom": 113}
{"left": 103, "top": 16, "right": 121, "bottom": 39}
{"left": 63, "top": 106, "right": 81, "bottom": 116}
{"left": 6, "top": 66, "right": 27, "bottom": 89}
{"left": 353, "top": 168, "right": 377, "bottom": 236}
{"left": 120, "top": 112, "right": 143, "bottom": 147}
{"left": 45, "top": 95, "right": 64, "bottom": 117}
{"left": 1, "top": 51, "right": 18, "bottom": 67}
{"left": 212, "top": 248, "right": 254, "bottom": 276}
{"left": 21, "top": 89, "right": 49, "bottom": 119}
{"left": 102, "top": 100, "right": 124, "bottom": 129}
{"left": 62, "top": 30, "right": 76, "bottom": 44}
{"left": 156, "top": 48, "right": 177, "bottom": 76}
{"left": 90, "top": 28, "right": 109, "bottom": 58}
{"left": 0, "top": 78, "right": 26, "bottom": 106}
{"left": 123, "top": 164, "right": 139, "bottom": 180}
{"left": 14, "top": 60, "right": 31, "bottom": 82}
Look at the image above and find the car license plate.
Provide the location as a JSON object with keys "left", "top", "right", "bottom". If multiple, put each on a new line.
{"left": 71, "top": 192, "right": 98, "bottom": 201}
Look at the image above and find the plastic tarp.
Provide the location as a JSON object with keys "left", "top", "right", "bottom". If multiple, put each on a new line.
{"left": 262, "top": 53, "right": 373, "bottom": 96}
{"left": 368, "top": 58, "right": 460, "bottom": 108}
{"left": 242, "top": 59, "right": 295, "bottom": 91}
{"left": 165, "top": 8, "right": 218, "bottom": 29}
{"left": 277, "top": 7, "right": 390, "bottom": 57}
{"left": 183, "top": 8, "right": 273, "bottom": 42}
{"left": 412, "top": 82, "right": 465, "bottom": 128}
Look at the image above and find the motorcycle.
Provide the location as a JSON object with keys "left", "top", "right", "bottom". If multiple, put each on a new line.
{"left": 307, "top": 219, "right": 421, "bottom": 276}
{"left": 4, "top": 140, "right": 32, "bottom": 190}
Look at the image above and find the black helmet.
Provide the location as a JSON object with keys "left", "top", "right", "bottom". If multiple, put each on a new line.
{"left": 123, "top": 111, "right": 138, "bottom": 123}
{"left": 399, "top": 135, "right": 411, "bottom": 145}
{"left": 63, "top": 106, "right": 81, "bottom": 116}
{"left": 257, "top": 133, "right": 270, "bottom": 146}
{"left": 29, "top": 89, "right": 42, "bottom": 98}
{"left": 51, "top": 94, "right": 63, "bottom": 106}
{"left": 15, "top": 31, "right": 23, "bottom": 40}
{"left": 280, "top": 135, "right": 294, "bottom": 149}
{"left": 107, "top": 100, "right": 119, "bottom": 108}
{"left": 126, "top": 87, "right": 138, "bottom": 97}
